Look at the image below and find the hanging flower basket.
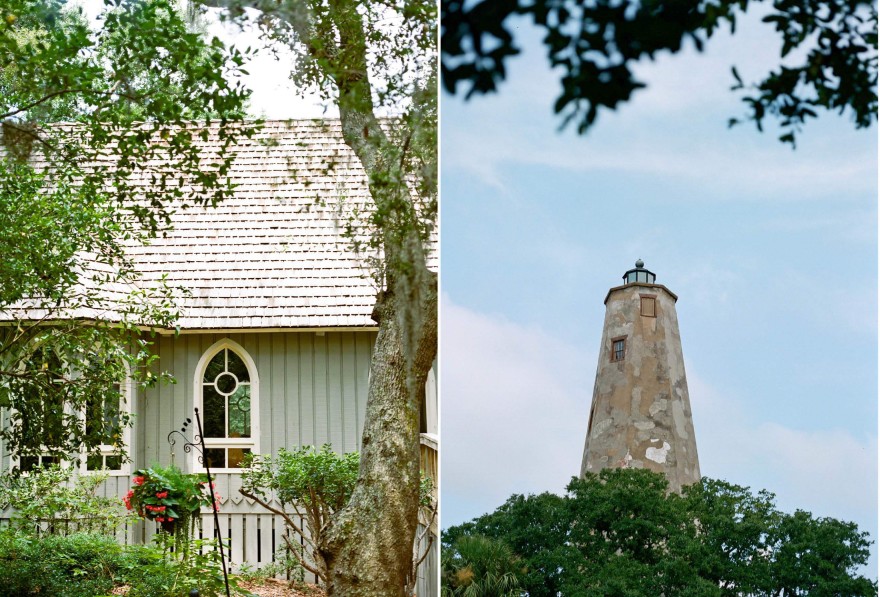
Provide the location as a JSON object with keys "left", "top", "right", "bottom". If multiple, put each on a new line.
{"left": 160, "top": 517, "right": 178, "bottom": 534}
{"left": 124, "top": 465, "right": 220, "bottom": 534}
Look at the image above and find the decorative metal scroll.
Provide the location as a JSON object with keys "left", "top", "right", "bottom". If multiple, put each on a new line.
{"left": 167, "top": 408, "right": 230, "bottom": 597}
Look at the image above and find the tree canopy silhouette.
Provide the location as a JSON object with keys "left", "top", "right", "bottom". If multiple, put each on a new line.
{"left": 442, "top": 0, "right": 877, "bottom": 145}
{"left": 443, "top": 469, "right": 877, "bottom": 596}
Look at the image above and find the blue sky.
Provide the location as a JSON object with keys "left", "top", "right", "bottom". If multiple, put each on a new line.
{"left": 440, "top": 9, "right": 878, "bottom": 574}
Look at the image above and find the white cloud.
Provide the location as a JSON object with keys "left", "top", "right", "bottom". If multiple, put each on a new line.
{"left": 688, "top": 369, "right": 878, "bottom": 552}
{"left": 440, "top": 295, "right": 592, "bottom": 525}
{"left": 443, "top": 97, "right": 875, "bottom": 202}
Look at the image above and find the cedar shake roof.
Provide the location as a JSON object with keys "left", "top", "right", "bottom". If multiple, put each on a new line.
{"left": 5, "top": 119, "right": 435, "bottom": 330}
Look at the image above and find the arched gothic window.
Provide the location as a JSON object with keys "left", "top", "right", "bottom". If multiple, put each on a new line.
{"left": 195, "top": 341, "right": 259, "bottom": 470}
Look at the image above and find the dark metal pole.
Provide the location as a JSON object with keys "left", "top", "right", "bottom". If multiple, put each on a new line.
{"left": 193, "top": 408, "right": 231, "bottom": 597}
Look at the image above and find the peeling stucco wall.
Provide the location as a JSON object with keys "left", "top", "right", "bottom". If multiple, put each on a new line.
{"left": 580, "top": 282, "right": 701, "bottom": 492}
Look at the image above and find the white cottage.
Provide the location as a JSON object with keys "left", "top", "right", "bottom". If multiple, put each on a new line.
{"left": 0, "top": 119, "right": 438, "bottom": 593}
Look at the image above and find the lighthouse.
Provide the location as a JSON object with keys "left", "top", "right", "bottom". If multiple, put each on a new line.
{"left": 580, "top": 260, "right": 700, "bottom": 492}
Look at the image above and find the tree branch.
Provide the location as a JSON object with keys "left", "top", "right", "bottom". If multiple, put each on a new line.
{"left": 0, "top": 87, "right": 138, "bottom": 120}
{"left": 281, "top": 532, "right": 325, "bottom": 582}
{"left": 238, "top": 487, "right": 318, "bottom": 553}
{"left": 413, "top": 530, "right": 434, "bottom": 569}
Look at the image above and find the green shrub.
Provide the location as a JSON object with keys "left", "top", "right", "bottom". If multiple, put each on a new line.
{"left": 242, "top": 445, "right": 359, "bottom": 512}
{"left": 0, "top": 466, "right": 134, "bottom": 536}
{"left": 0, "top": 528, "right": 242, "bottom": 597}
{"left": 240, "top": 445, "right": 359, "bottom": 586}
{"left": 0, "top": 530, "right": 122, "bottom": 597}
{"left": 241, "top": 445, "right": 436, "bottom": 592}
{"left": 121, "top": 536, "right": 237, "bottom": 597}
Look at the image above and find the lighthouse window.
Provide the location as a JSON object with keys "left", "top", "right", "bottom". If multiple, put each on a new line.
{"left": 640, "top": 296, "right": 656, "bottom": 317}
{"left": 611, "top": 338, "right": 626, "bottom": 362}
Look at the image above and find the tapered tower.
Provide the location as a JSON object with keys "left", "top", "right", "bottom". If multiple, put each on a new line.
{"left": 581, "top": 260, "right": 700, "bottom": 492}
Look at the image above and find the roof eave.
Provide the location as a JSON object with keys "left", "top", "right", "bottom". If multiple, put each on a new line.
{"left": 604, "top": 282, "right": 678, "bottom": 305}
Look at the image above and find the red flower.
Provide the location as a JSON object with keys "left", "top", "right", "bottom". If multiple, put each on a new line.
{"left": 155, "top": 491, "right": 168, "bottom": 499}
{"left": 132, "top": 476, "right": 145, "bottom": 486}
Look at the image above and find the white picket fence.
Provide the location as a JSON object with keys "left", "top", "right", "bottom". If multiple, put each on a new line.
{"left": 0, "top": 435, "right": 439, "bottom": 595}
{"left": 0, "top": 509, "right": 438, "bottom": 596}
{"left": 0, "top": 509, "right": 308, "bottom": 577}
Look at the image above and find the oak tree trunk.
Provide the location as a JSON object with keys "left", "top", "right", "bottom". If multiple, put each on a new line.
{"left": 314, "top": 16, "right": 438, "bottom": 594}
{"left": 321, "top": 280, "right": 436, "bottom": 596}
{"left": 198, "top": 2, "right": 437, "bottom": 593}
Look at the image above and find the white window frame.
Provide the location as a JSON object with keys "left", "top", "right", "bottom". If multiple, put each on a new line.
{"left": 9, "top": 347, "right": 69, "bottom": 474}
{"left": 193, "top": 339, "right": 260, "bottom": 473}
{"left": 12, "top": 367, "right": 132, "bottom": 477}
{"left": 80, "top": 370, "right": 133, "bottom": 477}
{"left": 14, "top": 454, "right": 65, "bottom": 474}
{"left": 422, "top": 365, "right": 438, "bottom": 438}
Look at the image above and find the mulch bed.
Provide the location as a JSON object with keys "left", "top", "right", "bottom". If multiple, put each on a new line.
{"left": 110, "top": 579, "right": 324, "bottom": 597}
{"left": 237, "top": 578, "right": 325, "bottom": 597}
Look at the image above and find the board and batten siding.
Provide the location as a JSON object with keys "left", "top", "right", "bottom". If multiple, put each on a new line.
{"left": 134, "top": 330, "right": 376, "bottom": 566}
{"left": 142, "top": 330, "right": 375, "bottom": 472}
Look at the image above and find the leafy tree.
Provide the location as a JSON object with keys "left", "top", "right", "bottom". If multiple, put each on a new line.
{"left": 681, "top": 478, "right": 781, "bottom": 595}
{"left": 240, "top": 446, "right": 438, "bottom": 594}
{"left": 240, "top": 445, "right": 361, "bottom": 586}
{"left": 198, "top": 0, "right": 437, "bottom": 594}
{"left": 444, "top": 492, "right": 570, "bottom": 597}
{"left": 0, "top": 0, "right": 254, "bottom": 464}
{"left": 441, "top": 535, "right": 525, "bottom": 597}
{"left": 769, "top": 510, "right": 875, "bottom": 596}
{"left": 444, "top": 469, "right": 877, "bottom": 597}
{"left": 441, "top": 0, "right": 877, "bottom": 145}
{"left": 562, "top": 471, "right": 720, "bottom": 596}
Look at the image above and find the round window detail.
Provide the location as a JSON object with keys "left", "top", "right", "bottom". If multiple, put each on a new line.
{"left": 215, "top": 372, "right": 238, "bottom": 395}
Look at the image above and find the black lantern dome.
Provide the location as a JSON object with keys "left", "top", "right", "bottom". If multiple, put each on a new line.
{"left": 623, "top": 259, "right": 656, "bottom": 285}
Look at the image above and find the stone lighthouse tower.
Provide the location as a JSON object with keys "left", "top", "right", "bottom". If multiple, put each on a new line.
{"left": 580, "top": 260, "right": 700, "bottom": 492}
